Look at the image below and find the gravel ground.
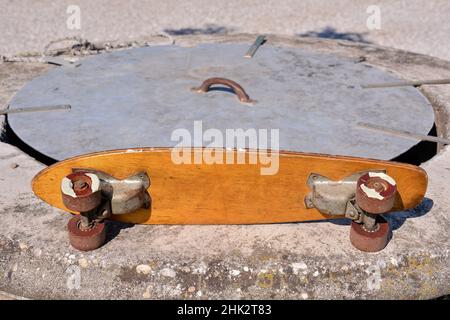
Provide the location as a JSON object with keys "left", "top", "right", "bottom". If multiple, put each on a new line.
{"left": 1, "top": 0, "right": 449, "bottom": 61}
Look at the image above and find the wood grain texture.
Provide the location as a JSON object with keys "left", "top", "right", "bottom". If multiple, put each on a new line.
{"left": 32, "top": 148, "right": 427, "bottom": 224}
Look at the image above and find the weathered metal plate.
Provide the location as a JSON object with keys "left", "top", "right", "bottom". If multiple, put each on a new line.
{"left": 7, "top": 43, "right": 434, "bottom": 160}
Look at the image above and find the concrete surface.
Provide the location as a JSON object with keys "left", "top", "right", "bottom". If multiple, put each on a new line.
{"left": 1, "top": 0, "right": 450, "bottom": 62}
{"left": 0, "top": 35, "right": 449, "bottom": 299}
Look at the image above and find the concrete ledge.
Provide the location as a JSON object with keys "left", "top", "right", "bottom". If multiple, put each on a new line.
{"left": 0, "top": 34, "right": 449, "bottom": 299}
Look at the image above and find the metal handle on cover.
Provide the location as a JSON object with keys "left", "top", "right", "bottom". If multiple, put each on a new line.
{"left": 191, "top": 77, "right": 255, "bottom": 104}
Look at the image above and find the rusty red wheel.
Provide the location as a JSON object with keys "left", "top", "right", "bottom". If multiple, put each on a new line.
{"left": 355, "top": 172, "right": 397, "bottom": 214}
{"left": 349, "top": 216, "right": 390, "bottom": 252}
{"left": 67, "top": 215, "right": 106, "bottom": 251}
{"left": 61, "top": 172, "right": 102, "bottom": 212}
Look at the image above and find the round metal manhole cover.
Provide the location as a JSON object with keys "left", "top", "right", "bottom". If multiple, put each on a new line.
{"left": 7, "top": 43, "right": 434, "bottom": 161}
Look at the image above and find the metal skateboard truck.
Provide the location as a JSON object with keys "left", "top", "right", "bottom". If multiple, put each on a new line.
{"left": 305, "top": 170, "right": 397, "bottom": 252}
{"left": 61, "top": 169, "right": 150, "bottom": 251}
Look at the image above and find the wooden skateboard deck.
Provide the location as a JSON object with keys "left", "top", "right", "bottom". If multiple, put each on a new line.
{"left": 32, "top": 148, "right": 427, "bottom": 225}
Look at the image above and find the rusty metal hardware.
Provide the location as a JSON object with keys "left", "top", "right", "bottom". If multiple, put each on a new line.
{"left": 244, "top": 35, "right": 266, "bottom": 58}
{"left": 355, "top": 172, "right": 397, "bottom": 214}
{"left": 191, "top": 77, "right": 255, "bottom": 104}
{"left": 61, "top": 172, "right": 102, "bottom": 212}
{"left": 304, "top": 170, "right": 386, "bottom": 216}
{"left": 361, "top": 78, "right": 450, "bottom": 89}
{"left": 71, "top": 168, "right": 150, "bottom": 215}
{"left": 61, "top": 169, "right": 150, "bottom": 228}
{"left": 305, "top": 170, "right": 397, "bottom": 232}
{"left": 44, "top": 57, "right": 81, "bottom": 67}
{"left": 357, "top": 122, "right": 450, "bottom": 145}
{"left": 0, "top": 104, "right": 71, "bottom": 115}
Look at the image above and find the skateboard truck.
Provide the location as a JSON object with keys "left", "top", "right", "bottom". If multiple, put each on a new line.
{"left": 305, "top": 170, "right": 397, "bottom": 252}
{"left": 61, "top": 169, "right": 150, "bottom": 251}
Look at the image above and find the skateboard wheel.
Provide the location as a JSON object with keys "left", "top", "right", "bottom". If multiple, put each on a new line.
{"left": 67, "top": 215, "right": 106, "bottom": 251}
{"left": 355, "top": 172, "right": 396, "bottom": 214}
{"left": 349, "top": 216, "right": 390, "bottom": 252}
{"left": 61, "top": 172, "right": 102, "bottom": 212}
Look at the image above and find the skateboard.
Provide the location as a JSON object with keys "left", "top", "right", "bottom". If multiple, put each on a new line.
{"left": 32, "top": 148, "right": 427, "bottom": 252}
